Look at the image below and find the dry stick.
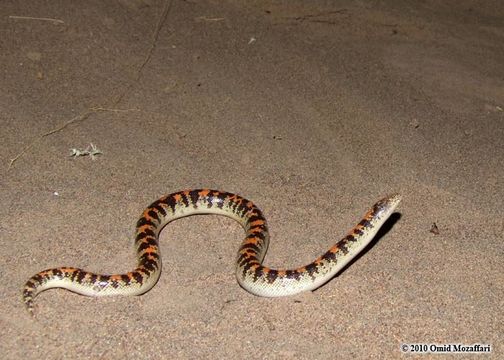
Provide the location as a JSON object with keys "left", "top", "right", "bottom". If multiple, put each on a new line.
{"left": 8, "top": 111, "right": 93, "bottom": 170}
{"left": 9, "top": 15, "right": 65, "bottom": 24}
{"left": 113, "top": 0, "right": 174, "bottom": 105}
{"left": 7, "top": 0, "right": 174, "bottom": 171}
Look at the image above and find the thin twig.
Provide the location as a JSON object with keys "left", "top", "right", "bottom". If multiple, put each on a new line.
{"left": 113, "top": 0, "right": 174, "bottom": 105}
{"left": 195, "top": 16, "right": 225, "bottom": 22}
{"left": 8, "top": 111, "right": 93, "bottom": 170}
{"left": 90, "top": 107, "right": 139, "bottom": 112}
{"left": 9, "top": 15, "right": 64, "bottom": 24}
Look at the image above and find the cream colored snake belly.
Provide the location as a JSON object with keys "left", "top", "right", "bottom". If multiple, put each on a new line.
{"left": 23, "top": 189, "right": 401, "bottom": 314}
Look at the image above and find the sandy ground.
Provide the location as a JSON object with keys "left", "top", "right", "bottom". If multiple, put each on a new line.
{"left": 1, "top": 0, "right": 502, "bottom": 359}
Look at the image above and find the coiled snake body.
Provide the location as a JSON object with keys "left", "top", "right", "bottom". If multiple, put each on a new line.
{"left": 23, "top": 189, "right": 401, "bottom": 314}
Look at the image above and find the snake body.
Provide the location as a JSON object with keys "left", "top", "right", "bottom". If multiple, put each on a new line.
{"left": 23, "top": 189, "right": 401, "bottom": 314}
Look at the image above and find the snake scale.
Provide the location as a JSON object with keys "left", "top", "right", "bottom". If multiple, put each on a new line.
{"left": 23, "top": 189, "right": 401, "bottom": 314}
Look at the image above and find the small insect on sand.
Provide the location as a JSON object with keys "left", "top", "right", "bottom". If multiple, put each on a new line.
{"left": 69, "top": 143, "right": 103, "bottom": 160}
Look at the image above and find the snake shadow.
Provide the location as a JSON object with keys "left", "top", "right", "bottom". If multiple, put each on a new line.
{"left": 314, "top": 211, "right": 402, "bottom": 293}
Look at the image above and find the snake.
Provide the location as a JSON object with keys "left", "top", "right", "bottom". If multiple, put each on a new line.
{"left": 23, "top": 189, "right": 401, "bottom": 314}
